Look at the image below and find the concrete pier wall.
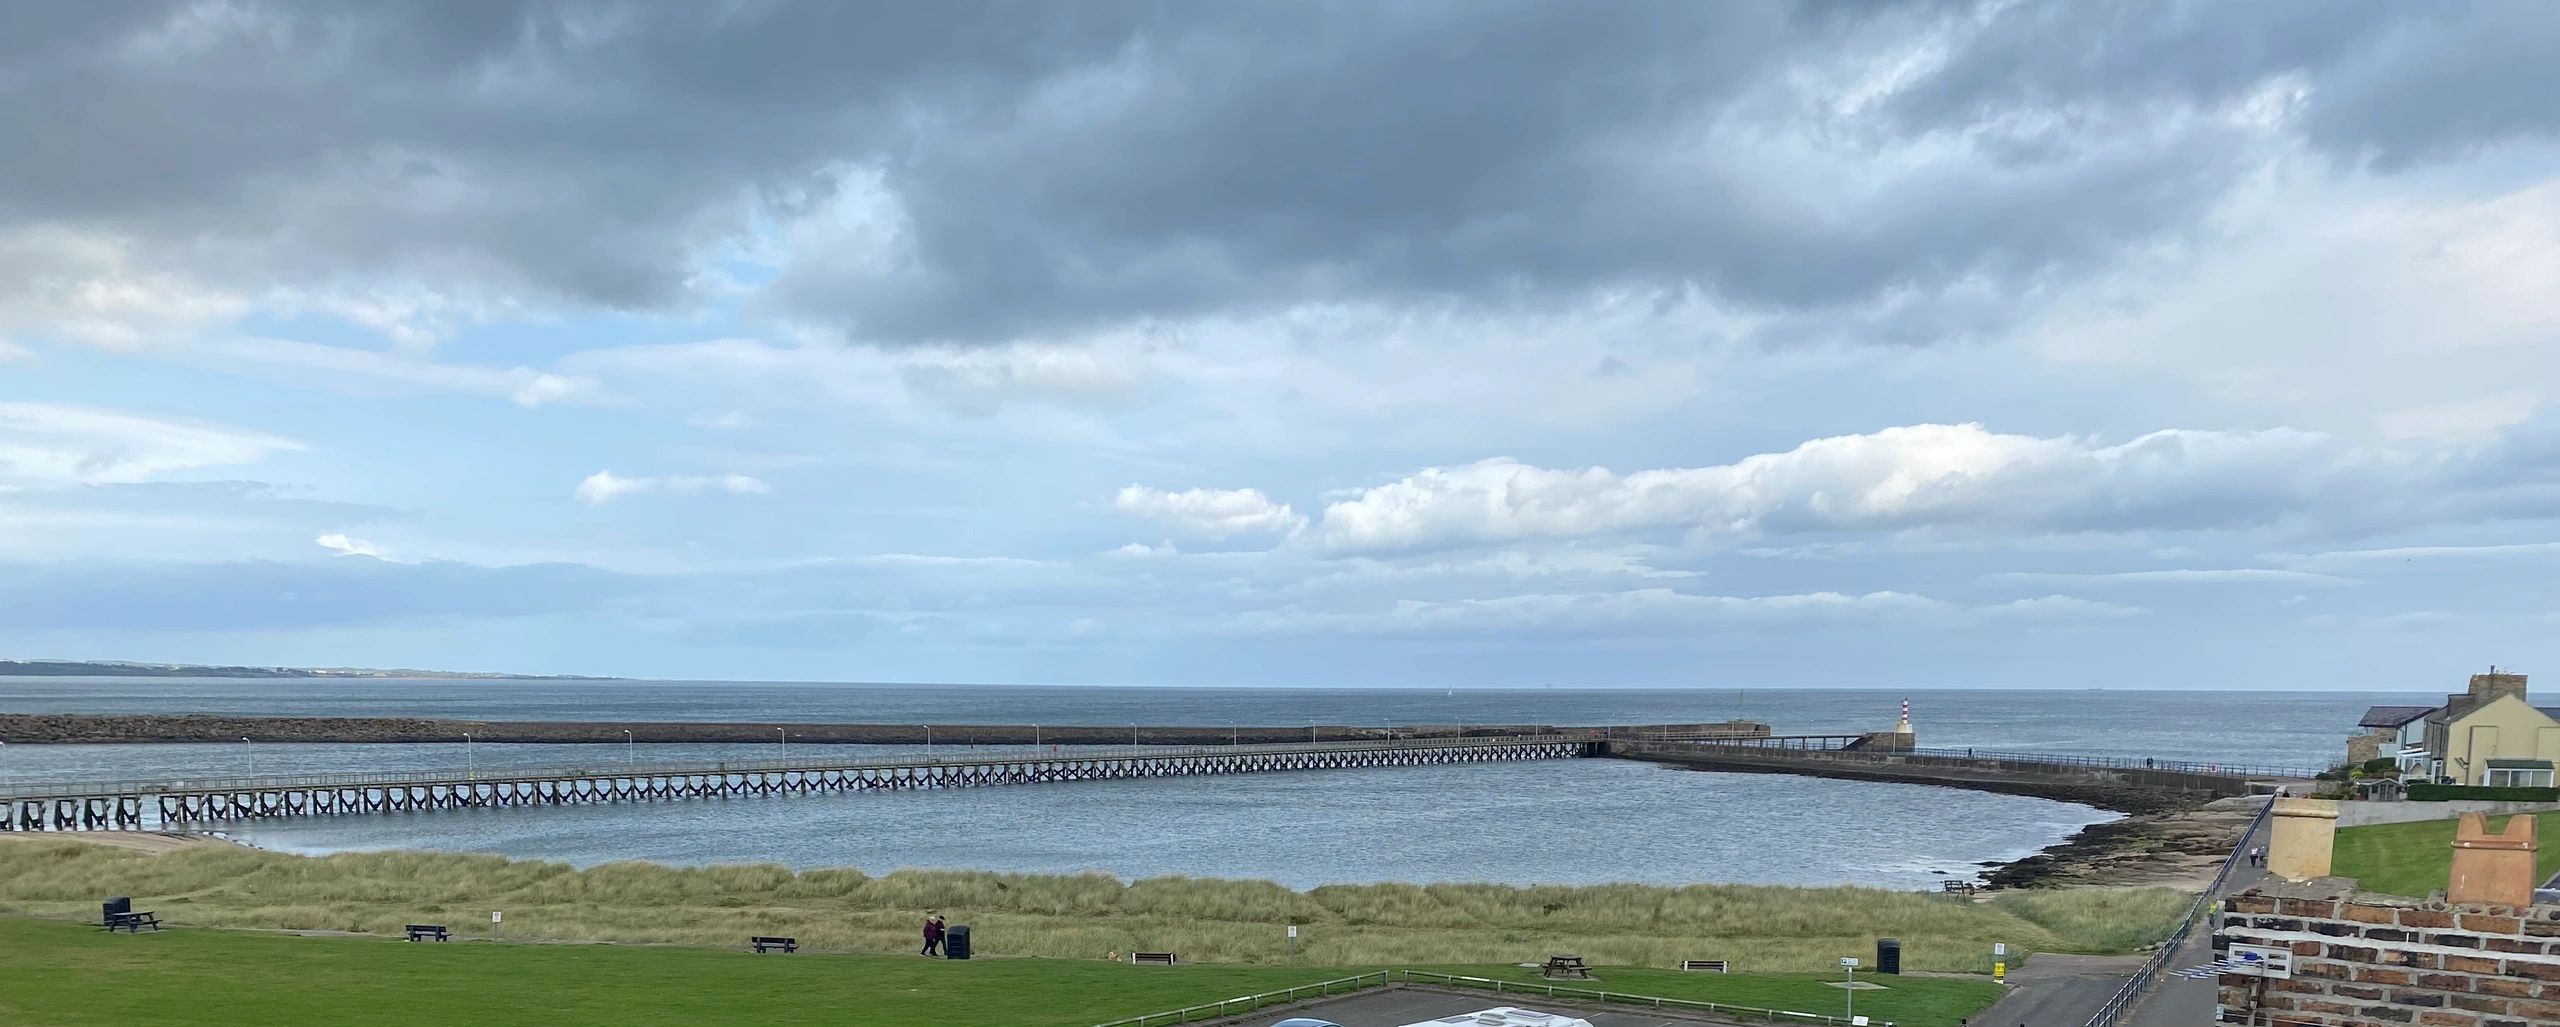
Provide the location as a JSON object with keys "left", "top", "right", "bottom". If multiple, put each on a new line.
{"left": 1603, "top": 740, "right": 2275, "bottom": 813}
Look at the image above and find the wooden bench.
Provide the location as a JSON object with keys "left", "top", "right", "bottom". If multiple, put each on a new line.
{"left": 1941, "top": 880, "right": 1981, "bottom": 895}
{"left": 1678, "top": 959, "right": 1730, "bottom": 973}
{"left": 405, "top": 924, "right": 450, "bottom": 942}
{"left": 1129, "top": 951, "right": 1178, "bottom": 965}
{"left": 1540, "top": 954, "right": 1594, "bottom": 980}
{"left": 750, "top": 936, "right": 798, "bottom": 954}
{"left": 103, "top": 911, "right": 163, "bottom": 933}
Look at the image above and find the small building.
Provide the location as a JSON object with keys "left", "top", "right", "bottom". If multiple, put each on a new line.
{"left": 2346, "top": 704, "right": 2431, "bottom": 776}
{"left": 2437, "top": 692, "right": 2560, "bottom": 787}
{"left": 2350, "top": 669, "right": 2560, "bottom": 786}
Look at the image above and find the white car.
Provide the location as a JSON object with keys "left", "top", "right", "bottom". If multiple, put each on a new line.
{"left": 1396, "top": 1008, "right": 1595, "bottom": 1027}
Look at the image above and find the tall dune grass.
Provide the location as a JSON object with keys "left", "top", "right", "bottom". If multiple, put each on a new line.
{"left": 0, "top": 841, "right": 2186, "bottom": 972}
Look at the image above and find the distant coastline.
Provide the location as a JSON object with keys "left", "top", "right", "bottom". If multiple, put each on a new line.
{"left": 0, "top": 660, "right": 615, "bottom": 681}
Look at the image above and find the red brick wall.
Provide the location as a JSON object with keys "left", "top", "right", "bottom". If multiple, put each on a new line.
{"left": 2215, "top": 891, "right": 2560, "bottom": 1026}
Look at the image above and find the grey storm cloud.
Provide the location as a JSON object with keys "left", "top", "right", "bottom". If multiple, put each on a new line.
{"left": 5, "top": 0, "right": 2555, "bottom": 345}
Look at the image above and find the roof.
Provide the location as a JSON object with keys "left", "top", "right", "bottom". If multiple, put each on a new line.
{"left": 2359, "top": 705, "right": 2436, "bottom": 727}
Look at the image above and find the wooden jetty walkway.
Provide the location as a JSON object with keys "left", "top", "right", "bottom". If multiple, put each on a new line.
{"left": 2, "top": 735, "right": 1593, "bottom": 832}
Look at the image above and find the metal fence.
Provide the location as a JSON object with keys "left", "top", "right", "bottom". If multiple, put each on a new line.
{"left": 1634, "top": 737, "right": 2319, "bottom": 780}
{"left": 1089, "top": 969, "right": 1893, "bottom": 1027}
{"left": 1087, "top": 972, "right": 1392, "bottom": 1026}
{"left": 2081, "top": 796, "right": 2276, "bottom": 1027}
{"left": 2, "top": 734, "right": 1583, "bottom": 801}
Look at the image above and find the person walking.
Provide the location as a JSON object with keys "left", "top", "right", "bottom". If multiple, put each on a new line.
{"left": 921, "top": 914, "right": 946, "bottom": 957}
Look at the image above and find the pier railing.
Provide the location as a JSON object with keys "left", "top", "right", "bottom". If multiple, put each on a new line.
{"left": 2, "top": 734, "right": 1580, "bottom": 801}
{"left": 2080, "top": 795, "right": 2275, "bottom": 1027}
{"left": 1088, "top": 969, "right": 1890, "bottom": 1026}
{"left": 1636, "top": 737, "right": 2319, "bottom": 780}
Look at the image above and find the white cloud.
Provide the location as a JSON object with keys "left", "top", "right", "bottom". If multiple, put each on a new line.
{"left": 314, "top": 533, "right": 386, "bottom": 559}
{"left": 2023, "top": 173, "right": 2560, "bottom": 439}
{"left": 1237, "top": 587, "right": 2137, "bottom": 636}
{"left": 206, "top": 337, "right": 609, "bottom": 407}
{"left": 1986, "top": 568, "right": 2361, "bottom": 588}
{"left": 1106, "top": 541, "right": 1179, "bottom": 559}
{"left": 2264, "top": 541, "right": 2560, "bottom": 570}
{"left": 0, "top": 340, "right": 30, "bottom": 363}
{"left": 841, "top": 554, "right": 1063, "bottom": 570}
{"left": 575, "top": 470, "right": 769, "bottom": 505}
{"left": 1306, "top": 423, "right": 2357, "bottom": 553}
{"left": 1113, "top": 485, "right": 1306, "bottom": 538}
{"left": 688, "top": 410, "right": 756, "bottom": 430}
{"left": 0, "top": 402, "right": 302, "bottom": 484}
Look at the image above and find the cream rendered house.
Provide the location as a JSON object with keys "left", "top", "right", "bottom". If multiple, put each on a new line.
{"left": 2438, "top": 692, "right": 2560, "bottom": 787}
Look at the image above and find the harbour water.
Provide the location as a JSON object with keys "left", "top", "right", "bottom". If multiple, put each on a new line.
{"left": 2, "top": 680, "right": 2414, "bottom": 890}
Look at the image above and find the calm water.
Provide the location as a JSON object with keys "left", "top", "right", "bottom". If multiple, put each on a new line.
{"left": 2, "top": 680, "right": 2407, "bottom": 889}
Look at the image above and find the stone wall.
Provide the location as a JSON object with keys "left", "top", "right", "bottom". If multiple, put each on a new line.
{"left": 2348, "top": 729, "right": 2388, "bottom": 767}
{"left": 2215, "top": 882, "right": 2560, "bottom": 1025}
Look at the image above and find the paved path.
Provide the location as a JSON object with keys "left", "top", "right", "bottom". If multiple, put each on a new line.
{"left": 1971, "top": 954, "right": 2148, "bottom": 1026}
{"left": 2122, "top": 811, "right": 2273, "bottom": 1027}
{"left": 1244, "top": 987, "right": 1707, "bottom": 1027}
{"left": 1971, "top": 804, "right": 2272, "bottom": 1027}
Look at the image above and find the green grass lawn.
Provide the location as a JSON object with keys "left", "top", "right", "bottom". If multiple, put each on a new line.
{"left": 2333, "top": 811, "right": 2560, "bottom": 898}
{"left": 1410, "top": 963, "right": 2001, "bottom": 1027}
{"left": 0, "top": 917, "right": 1352, "bottom": 1027}
{"left": 0, "top": 917, "right": 2004, "bottom": 1027}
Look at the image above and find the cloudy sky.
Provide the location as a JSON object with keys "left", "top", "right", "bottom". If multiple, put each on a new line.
{"left": 2, "top": 1, "right": 2556, "bottom": 689}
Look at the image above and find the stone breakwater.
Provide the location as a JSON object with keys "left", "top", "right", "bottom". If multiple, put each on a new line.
{"left": 0, "top": 714, "right": 1764, "bottom": 747}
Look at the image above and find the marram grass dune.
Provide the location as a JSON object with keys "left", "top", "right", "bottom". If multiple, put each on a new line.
{"left": 0, "top": 841, "right": 2187, "bottom": 973}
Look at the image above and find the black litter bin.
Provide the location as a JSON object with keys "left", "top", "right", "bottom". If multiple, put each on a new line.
{"left": 944, "top": 924, "right": 972, "bottom": 960}
{"left": 1876, "top": 937, "right": 1902, "bottom": 975}
{"left": 104, "top": 897, "right": 131, "bottom": 922}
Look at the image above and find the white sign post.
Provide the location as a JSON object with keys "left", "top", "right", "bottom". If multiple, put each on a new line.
{"left": 1286, "top": 923, "right": 1297, "bottom": 956}
{"left": 1841, "top": 957, "right": 1859, "bottom": 1023}
{"left": 2227, "top": 943, "right": 2292, "bottom": 979}
{"left": 492, "top": 909, "right": 503, "bottom": 941}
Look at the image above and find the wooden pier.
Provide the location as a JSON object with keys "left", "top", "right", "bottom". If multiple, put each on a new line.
{"left": 0, "top": 735, "right": 1593, "bottom": 832}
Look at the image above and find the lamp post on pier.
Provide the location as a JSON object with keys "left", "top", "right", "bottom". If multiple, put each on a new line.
{"left": 623, "top": 729, "right": 634, "bottom": 768}
{"left": 1031, "top": 724, "right": 1040, "bottom": 751}
{"left": 242, "top": 736, "right": 254, "bottom": 775}
{"left": 462, "top": 733, "right": 474, "bottom": 779}
{"left": 776, "top": 727, "right": 786, "bottom": 761}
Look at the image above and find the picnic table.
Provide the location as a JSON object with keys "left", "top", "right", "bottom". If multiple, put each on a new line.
{"left": 1540, "top": 954, "right": 1594, "bottom": 980}
{"left": 103, "top": 911, "right": 163, "bottom": 933}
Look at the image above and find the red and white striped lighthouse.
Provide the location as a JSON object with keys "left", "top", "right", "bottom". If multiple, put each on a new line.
{"left": 1895, "top": 698, "right": 1913, "bottom": 734}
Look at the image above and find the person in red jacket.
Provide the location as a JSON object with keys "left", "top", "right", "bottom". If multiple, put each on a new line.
{"left": 921, "top": 913, "right": 945, "bottom": 957}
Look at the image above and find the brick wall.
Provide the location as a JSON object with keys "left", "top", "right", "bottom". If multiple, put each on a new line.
{"left": 2215, "top": 886, "right": 2560, "bottom": 1025}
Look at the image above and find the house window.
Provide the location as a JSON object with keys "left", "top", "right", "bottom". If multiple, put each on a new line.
{"left": 2484, "top": 763, "right": 2555, "bottom": 788}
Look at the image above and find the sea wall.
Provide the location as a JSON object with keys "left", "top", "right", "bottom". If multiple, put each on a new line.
{"left": 1602, "top": 740, "right": 2260, "bottom": 813}
{"left": 0, "top": 714, "right": 1765, "bottom": 747}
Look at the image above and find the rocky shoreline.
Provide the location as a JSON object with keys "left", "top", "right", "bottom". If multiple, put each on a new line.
{"left": 1982, "top": 794, "right": 2263, "bottom": 891}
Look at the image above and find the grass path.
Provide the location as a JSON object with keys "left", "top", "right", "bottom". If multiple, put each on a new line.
{"left": 0, "top": 917, "right": 1354, "bottom": 1027}
{"left": 0, "top": 839, "right": 2189, "bottom": 973}
{"left": 2332, "top": 812, "right": 2560, "bottom": 898}
{"left": 2, "top": 917, "right": 2008, "bottom": 1026}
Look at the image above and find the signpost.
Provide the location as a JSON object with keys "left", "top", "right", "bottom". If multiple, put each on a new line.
{"left": 1286, "top": 923, "right": 1298, "bottom": 957}
{"left": 2227, "top": 943, "right": 2292, "bottom": 979}
{"left": 492, "top": 909, "right": 503, "bottom": 941}
{"left": 1994, "top": 941, "right": 2007, "bottom": 982}
{"left": 1841, "top": 956, "right": 1859, "bottom": 1023}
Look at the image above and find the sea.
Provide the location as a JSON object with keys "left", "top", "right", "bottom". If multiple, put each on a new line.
{"left": 0, "top": 679, "right": 2426, "bottom": 891}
